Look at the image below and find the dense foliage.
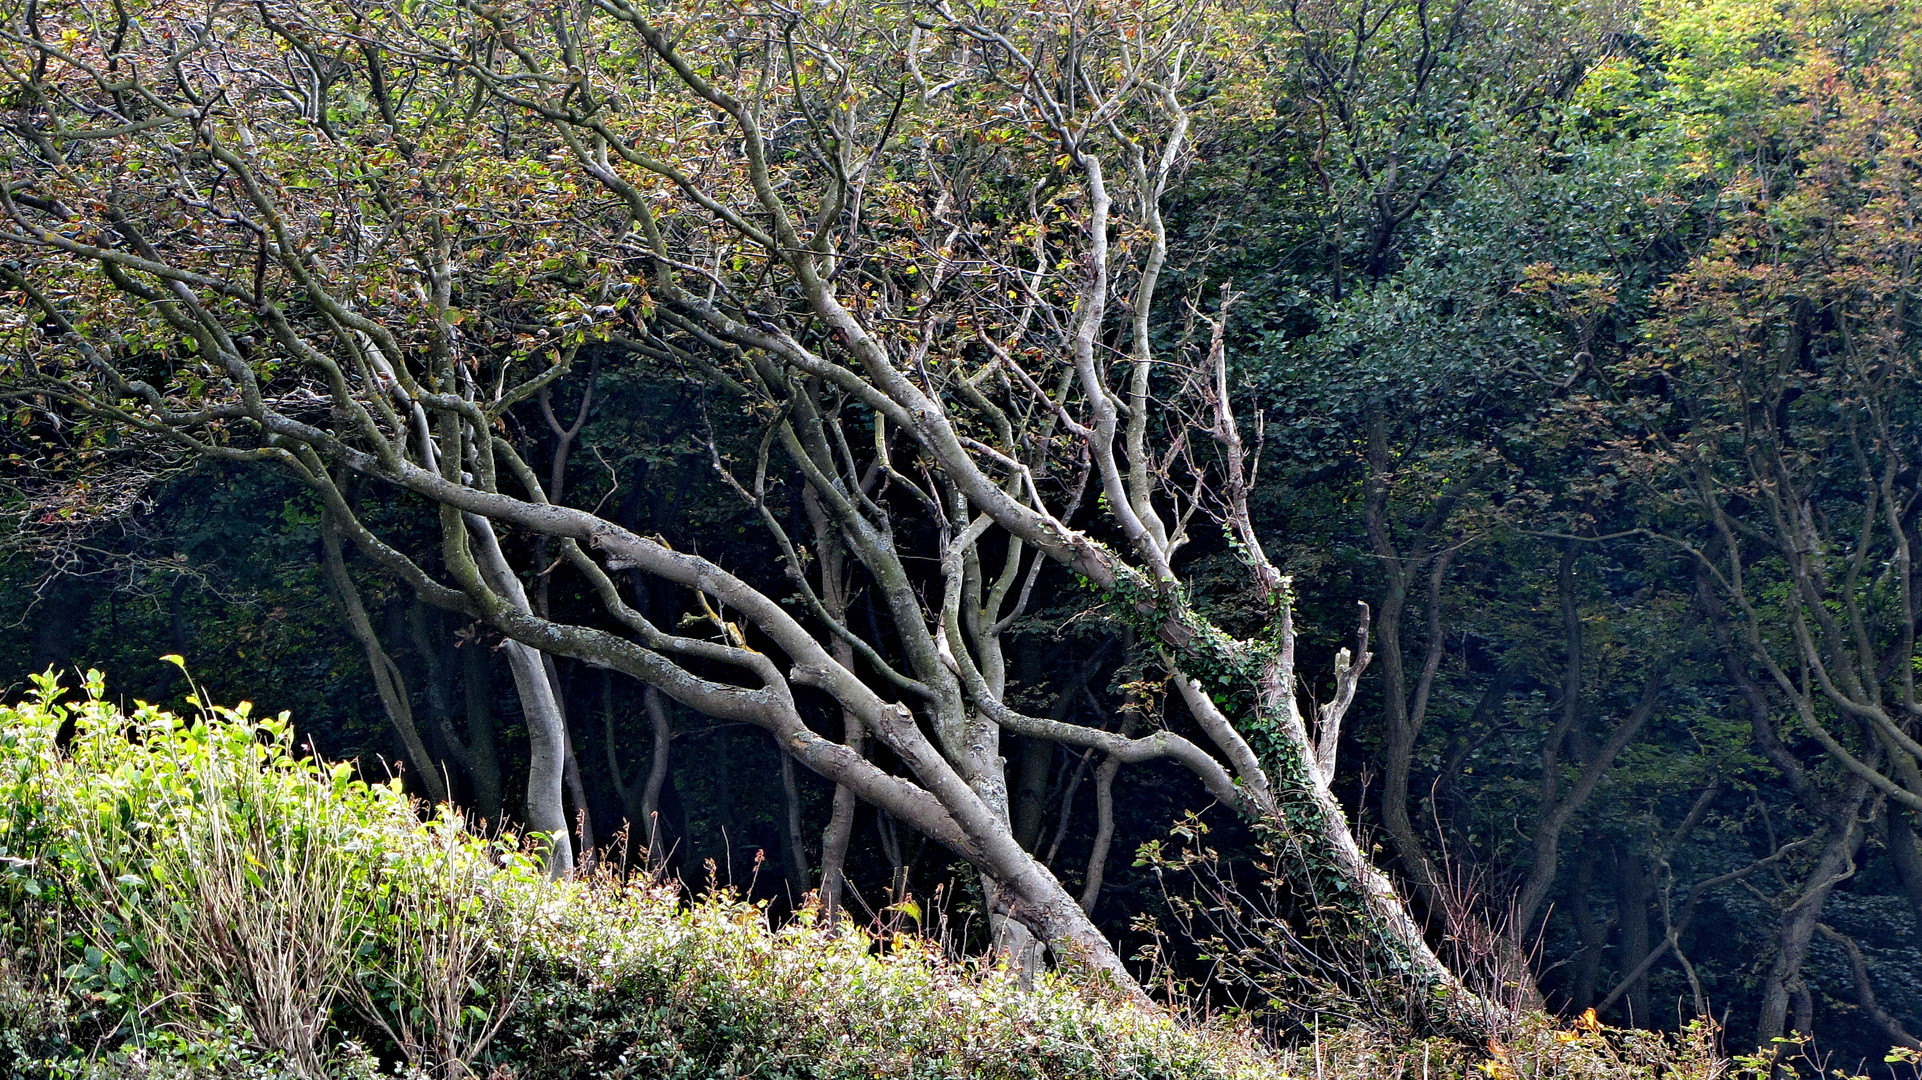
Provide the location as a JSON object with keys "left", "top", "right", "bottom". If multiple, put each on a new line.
{"left": 0, "top": 675, "right": 1735, "bottom": 1079}
{"left": 4, "top": 0, "right": 1922, "bottom": 1067}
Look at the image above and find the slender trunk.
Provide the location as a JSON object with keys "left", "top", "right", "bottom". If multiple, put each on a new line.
{"left": 465, "top": 514, "right": 572, "bottom": 877}
{"left": 532, "top": 368, "right": 594, "bottom": 620}
{"left": 818, "top": 635, "right": 864, "bottom": 921}
{"left": 1076, "top": 706, "right": 1138, "bottom": 913}
{"left": 1378, "top": 554, "right": 1452, "bottom": 912}
{"left": 1364, "top": 409, "right": 1459, "bottom": 917}
{"left": 408, "top": 601, "right": 458, "bottom": 750}
{"left": 562, "top": 725, "right": 594, "bottom": 863}
{"left": 805, "top": 487, "right": 862, "bottom": 923}
{"left": 819, "top": 780, "right": 860, "bottom": 921}
{"left": 1012, "top": 736, "right": 1053, "bottom": 852}
{"left": 410, "top": 602, "right": 503, "bottom": 821}
{"left": 715, "top": 725, "right": 735, "bottom": 886}
{"left": 1757, "top": 780, "right": 1871, "bottom": 1047}
{"left": 778, "top": 737, "right": 812, "bottom": 900}
{"left": 499, "top": 638, "right": 573, "bottom": 877}
{"left": 640, "top": 686, "right": 672, "bottom": 866}
{"left": 1046, "top": 750, "right": 1095, "bottom": 866}
{"left": 1614, "top": 847, "right": 1651, "bottom": 1026}
{"left": 1517, "top": 636, "right": 1681, "bottom": 933}
{"left": 320, "top": 517, "right": 448, "bottom": 805}
{"left": 1567, "top": 847, "right": 1606, "bottom": 1012}
{"left": 541, "top": 652, "right": 595, "bottom": 859}
{"left": 1079, "top": 754, "right": 1120, "bottom": 913}
{"left": 877, "top": 809, "right": 907, "bottom": 897}
{"left": 460, "top": 641, "right": 504, "bottom": 824}
{"left": 603, "top": 678, "right": 669, "bottom": 871}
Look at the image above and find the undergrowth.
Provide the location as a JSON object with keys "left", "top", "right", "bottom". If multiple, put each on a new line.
{"left": 0, "top": 671, "right": 1738, "bottom": 1079}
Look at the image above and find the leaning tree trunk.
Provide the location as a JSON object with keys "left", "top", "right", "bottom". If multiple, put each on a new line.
{"left": 541, "top": 651, "right": 596, "bottom": 858}
{"left": 320, "top": 515, "right": 448, "bottom": 805}
{"left": 1758, "top": 779, "right": 1871, "bottom": 1047}
{"left": 465, "top": 513, "right": 573, "bottom": 877}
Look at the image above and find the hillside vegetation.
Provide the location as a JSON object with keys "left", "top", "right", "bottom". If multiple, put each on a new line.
{"left": 1, "top": 673, "right": 1726, "bottom": 1080}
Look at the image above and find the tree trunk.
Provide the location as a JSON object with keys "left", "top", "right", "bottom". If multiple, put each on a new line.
{"left": 603, "top": 678, "right": 674, "bottom": 872}
{"left": 1012, "top": 736, "right": 1053, "bottom": 852}
{"left": 1567, "top": 847, "right": 1606, "bottom": 1012}
{"left": 409, "top": 601, "right": 504, "bottom": 822}
{"left": 640, "top": 686, "right": 673, "bottom": 866}
{"left": 1757, "top": 782, "right": 1870, "bottom": 1048}
{"left": 778, "top": 737, "right": 812, "bottom": 901}
{"left": 817, "top": 638, "right": 863, "bottom": 921}
{"left": 459, "top": 641, "right": 504, "bottom": 825}
{"left": 320, "top": 516, "right": 448, "bottom": 805}
{"left": 499, "top": 639, "right": 573, "bottom": 877}
{"left": 1614, "top": 847, "right": 1651, "bottom": 1026}
{"left": 465, "top": 514, "right": 572, "bottom": 877}
{"left": 541, "top": 651, "right": 595, "bottom": 860}
{"left": 1079, "top": 754, "right": 1120, "bottom": 913}
{"left": 1518, "top": 633, "right": 1680, "bottom": 935}
{"left": 562, "top": 724, "right": 594, "bottom": 864}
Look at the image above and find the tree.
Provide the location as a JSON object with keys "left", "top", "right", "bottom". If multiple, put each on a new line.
{"left": 0, "top": 0, "right": 1487, "bottom": 1020}
{"left": 1592, "top": 11, "right": 1922, "bottom": 1047}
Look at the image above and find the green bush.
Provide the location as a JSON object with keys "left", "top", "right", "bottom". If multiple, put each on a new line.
{"left": 0, "top": 673, "right": 1733, "bottom": 1080}
{"left": 0, "top": 673, "right": 1284, "bottom": 1080}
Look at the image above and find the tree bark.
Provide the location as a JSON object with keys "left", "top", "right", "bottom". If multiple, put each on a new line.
{"left": 817, "top": 637, "right": 864, "bottom": 922}
{"left": 1364, "top": 410, "right": 1455, "bottom": 914}
{"left": 1566, "top": 847, "right": 1607, "bottom": 1012}
{"left": 801, "top": 484, "right": 864, "bottom": 923}
{"left": 320, "top": 516, "right": 448, "bottom": 805}
{"left": 465, "top": 514, "right": 573, "bottom": 877}
{"left": 1614, "top": 847, "right": 1651, "bottom": 1025}
{"left": 410, "top": 602, "right": 504, "bottom": 822}
{"left": 1756, "top": 781, "right": 1870, "bottom": 1047}
{"left": 603, "top": 678, "right": 671, "bottom": 871}
{"left": 538, "top": 651, "right": 596, "bottom": 860}
{"left": 1079, "top": 753, "right": 1120, "bottom": 913}
{"left": 640, "top": 686, "right": 673, "bottom": 865}
{"left": 1012, "top": 736, "right": 1053, "bottom": 852}
{"left": 778, "top": 736, "right": 812, "bottom": 901}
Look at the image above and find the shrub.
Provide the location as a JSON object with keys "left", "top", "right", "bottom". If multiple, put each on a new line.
{"left": 0, "top": 673, "right": 1284, "bottom": 1079}
{"left": 0, "top": 673, "right": 1738, "bottom": 1080}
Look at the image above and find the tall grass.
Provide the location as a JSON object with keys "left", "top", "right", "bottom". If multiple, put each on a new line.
{"left": 349, "top": 814, "right": 523, "bottom": 1079}
{"left": 62, "top": 694, "right": 368, "bottom": 1076}
{"left": 0, "top": 670, "right": 527, "bottom": 1078}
